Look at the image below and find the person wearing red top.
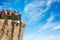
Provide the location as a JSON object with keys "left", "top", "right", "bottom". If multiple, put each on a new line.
{"left": 13, "top": 11, "right": 16, "bottom": 16}
{"left": 13, "top": 11, "right": 17, "bottom": 20}
{"left": 2, "top": 9, "right": 6, "bottom": 19}
{"left": 2, "top": 9, "right": 7, "bottom": 15}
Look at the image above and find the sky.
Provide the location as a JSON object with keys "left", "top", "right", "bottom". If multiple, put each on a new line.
{"left": 0, "top": 0, "right": 60, "bottom": 40}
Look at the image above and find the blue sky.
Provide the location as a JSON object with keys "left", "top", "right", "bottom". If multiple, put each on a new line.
{"left": 0, "top": 0, "right": 60, "bottom": 40}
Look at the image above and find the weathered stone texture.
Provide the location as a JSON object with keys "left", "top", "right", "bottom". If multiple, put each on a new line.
{"left": 0, "top": 19, "right": 25, "bottom": 40}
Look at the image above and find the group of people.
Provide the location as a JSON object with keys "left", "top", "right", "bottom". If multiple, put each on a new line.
{"left": 0, "top": 9, "right": 21, "bottom": 20}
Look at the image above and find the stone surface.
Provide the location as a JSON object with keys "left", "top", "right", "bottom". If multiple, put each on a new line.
{"left": 0, "top": 19, "right": 25, "bottom": 40}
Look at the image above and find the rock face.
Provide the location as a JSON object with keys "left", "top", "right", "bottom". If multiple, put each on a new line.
{"left": 0, "top": 19, "right": 25, "bottom": 40}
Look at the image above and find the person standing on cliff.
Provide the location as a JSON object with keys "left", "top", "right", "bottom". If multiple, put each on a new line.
{"left": 7, "top": 10, "right": 13, "bottom": 19}
{"left": 13, "top": 11, "right": 16, "bottom": 20}
{"left": 17, "top": 12, "right": 21, "bottom": 20}
{"left": 2, "top": 9, "right": 6, "bottom": 19}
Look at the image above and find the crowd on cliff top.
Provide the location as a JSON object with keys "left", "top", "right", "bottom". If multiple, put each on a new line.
{"left": 0, "top": 9, "right": 21, "bottom": 20}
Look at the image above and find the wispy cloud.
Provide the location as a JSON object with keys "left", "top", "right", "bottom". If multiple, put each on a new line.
{"left": 0, "top": 0, "right": 20, "bottom": 10}
{"left": 24, "top": 0, "right": 52, "bottom": 26}
{"left": 23, "top": 0, "right": 54, "bottom": 33}
{"left": 23, "top": 33, "right": 60, "bottom": 40}
{"left": 46, "top": 35, "right": 60, "bottom": 40}
{"left": 39, "top": 12, "right": 54, "bottom": 30}
{"left": 51, "top": 24, "right": 60, "bottom": 31}
{"left": 23, "top": 0, "right": 60, "bottom": 40}
{"left": 47, "top": 12, "right": 55, "bottom": 22}
{"left": 40, "top": 13, "right": 60, "bottom": 31}
{"left": 0, "top": 6, "right": 2, "bottom": 9}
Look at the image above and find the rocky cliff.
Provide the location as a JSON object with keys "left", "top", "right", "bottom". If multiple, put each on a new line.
{"left": 0, "top": 19, "right": 25, "bottom": 40}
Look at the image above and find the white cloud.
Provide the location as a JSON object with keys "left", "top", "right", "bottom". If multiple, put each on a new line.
{"left": 47, "top": 0, "right": 53, "bottom": 6}
{"left": 0, "top": 6, "right": 2, "bottom": 9}
{"left": 0, "top": 2, "right": 12, "bottom": 10}
{"left": 40, "top": 22, "right": 60, "bottom": 31}
{"left": 47, "top": 12, "right": 55, "bottom": 22}
{"left": 40, "top": 22, "right": 55, "bottom": 31}
{"left": 23, "top": 0, "right": 53, "bottom": 36}
{"left": 40, "top": 13, "right": 55, "bottom": 31}
{"left": 9, "top": 8, "right": 13, "bottom": 10}
{"left": 23, "top": 33, "right": 60, "bottom": 40}
{"left": 23, "top": 1, "right": 60, "bottom": 40}
{"left": 46, "top": 35, "right": 60, "bottom": 40}
{"left": 24, "top": 0, "right": 53, "bottom": 27}
{"left": 1, "top": 0, "right": 19, "bottom": 9}
{"left": 2, "top": 2, "right": 11, "bottom": 6}
{"left": 54, "top": 25, "right": 60, "bottom": 29}
{"left": 51, "top": 25, "right": 60, "bottom": 30}
{"left": 40, "top": 12, "right": 60, "bottom": 31}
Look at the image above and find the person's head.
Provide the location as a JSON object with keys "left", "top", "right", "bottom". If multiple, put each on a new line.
{"left": 9, "top": 10, "right": 11, "bottom": 12}
{"left": 3, "top": 9, "right": 4, "bottom": 11}
{"left": 14, "top": 11, "right": 16, "bottom": 12}
{"left": 6, "top": 10, "right": 8, "bottom": 11}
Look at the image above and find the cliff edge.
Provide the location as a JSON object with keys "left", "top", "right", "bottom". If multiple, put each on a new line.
{"left": 0, "top": 19, "right": 25, "bottom": 40}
